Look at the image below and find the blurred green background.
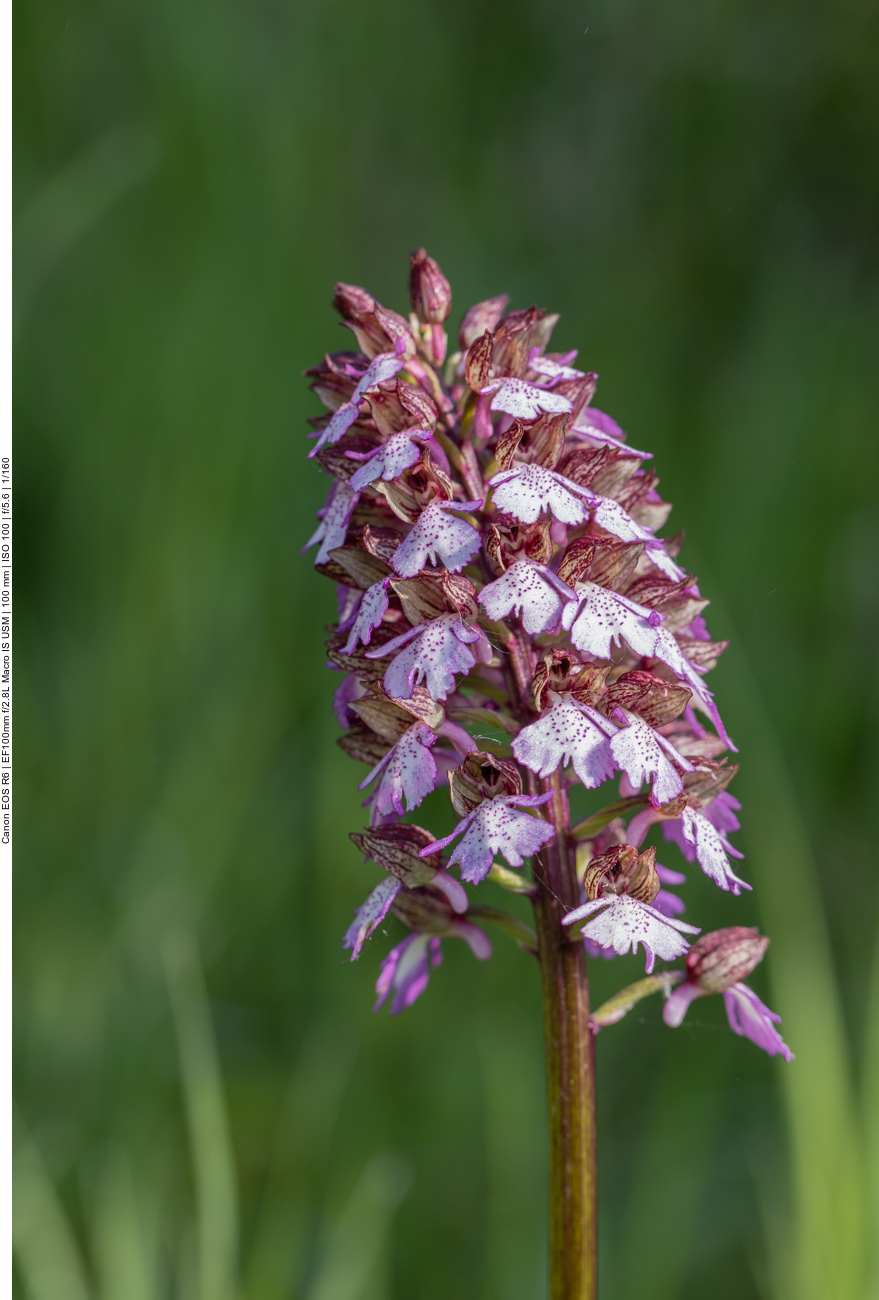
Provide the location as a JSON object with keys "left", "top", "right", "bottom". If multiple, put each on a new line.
{"left": 14, "top": 0, "right": 879, "bottom": 1297}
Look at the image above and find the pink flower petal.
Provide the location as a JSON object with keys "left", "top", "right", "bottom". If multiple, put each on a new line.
{"left": 343, "top": 577, "right": 391, "bottom": 653}
{"left": 723, "top": 983, "right": 794, "bottom": 1060}
{"left": 310, "top": 351, "right": 406, "bottom": 457}
{"left": 528, "top": 350, "right": 585, "bottom": 382}
{"left": 333, "top": 673, "right": 367, "bottom": 728}
{"left": 343, "top": 876, "right": 402, "bottom": 960}
{"left": 562, "top": 582, "right": 734, "bottom": 749}
{"left": 348, "top": 430, "right": 427, "bottom": 491}
{"left": 513, "top": 694, "right": 617, "bottom": 789}
{"left": 392, "top": 500, "right": 482, "bottom": 577}
{"left": 570, "top": 409, "right": 652, "bottom": 459}
{"left": 563, "top": 895, "right": 699, "bottom": 974}
{"left": 680, "top": 806, "right": 750, "bottom": 894}
{"left": 375, "top": 933, "right": 435, "bottom": 1013}
{"left": 478, "top": 558, "right": 576, "bottom": 634}
{"left": 368, "top": 615, "right": 486, "bottom": 701}
{"left": 663, "top": 981, "right": 703, "bottom": 1026}
{"left": 488, "top": 464, "right": 590, "bottom": 525}
{"left": 427, "top": 791, "right": 555, "bottom": 883}
{"left": 608, "top": 707, "right": 694, "bottom": 808}
{"left": 302, "top": 480, "right": 360, "bottom": 565}
{"left": 358, "top": 722, "right": 438, "bottom": 816}
{"left": 480, "top": 377, "right": 573, "bottom": 419}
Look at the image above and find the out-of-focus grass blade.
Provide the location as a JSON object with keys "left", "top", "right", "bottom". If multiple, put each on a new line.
{"left": 303, "top": 1155, "right": 411, "bottom": 1300}
{"left": 91, "top": 1147, "right": 156, "bottom": 1300}
{"left": 737, "top": 693, "right": 866, "bottom": 1300}
{"left": 163, "top": 930, "right": 238, "bottom": 1300}
{"left": 12, "top": 1121, "right": 92, "bottom": 1300}
{"left": 243, "top": 1023, "right": 360, "bottom": 1300}
{"left": 693, "top": 561, "right": 868, "bottom": 1300}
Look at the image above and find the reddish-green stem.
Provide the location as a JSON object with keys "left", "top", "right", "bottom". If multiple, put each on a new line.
{"left": 531, "top": 770, "right": 598, "bottom": 1300}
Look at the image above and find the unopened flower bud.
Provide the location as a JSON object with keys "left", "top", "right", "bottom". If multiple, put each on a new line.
{"left": 333, "top": 282, "right": 376, "bottom": 319}
{"left": 409, "top": 249, "right": 452, "bottom": 324}
{"left": 552, "top": 372, "right": 597, "bottom": 423}
{"left": 495, "top": 414, "right": 567, "bottom": 472}
{"left": 465, "top": 331, "right": 493, "bottom": 392}
{"left": 685, "top": 927, "right": 769, "bottom": 993}
{"left": 680, "top": 761, "right": 739, "bottom": 808}
{"left": 350, "top": 824, "right": 441, "bottom": 884}
{"left": 458, "top": 294, "right": 509, "bottom": 349}
{"left": 449, "top": 751, "right": 521, "bottom": 816}
{"left": 391, "top": 884, "right": 463, "bottom": 934}
{"left": 604, "top": 670, "right": 691, "bottom": 729}
{"left": 367, "top": 380, "right": 437, "bottom": 436}
{"left": 440, "top": 570, "right": 479, "bottom": 620}
{"left": 342, "top": 301, "right": 416, "bottom": 360}
{"left": 490, "top": 308, "right": 558, "bottom": 377}
{"left": 583, "top": 843, "right": 660, "bottom": 905}
{"left": 556, "top": 536, "right": 597, "bottom": 587}
{"left": 486, "top": 514, "right": 553, "bottom": 573}
{"left": 532, "top": 650, "right": 608, "bottom": 712}
{"left": 587, "top": 538, "right": 645, "bottom": 590}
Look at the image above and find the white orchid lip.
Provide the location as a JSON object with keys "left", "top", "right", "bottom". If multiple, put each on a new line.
{"left": 422, "top": 791, "right": 555, "bottom": 884}
{"left": 365, "top": 613, "right": 492, "bottom": 703}
{"left": 562, "top": 895, "right": 700, "bottom": 975}
{"left": 391, "top": 497, "right": 483, "bottom": 578}
{"left": 478, "top": 557, "right": 577, "bottom": 635}
{"left": 479, "top": 376, "right": 573, "bottom": 419}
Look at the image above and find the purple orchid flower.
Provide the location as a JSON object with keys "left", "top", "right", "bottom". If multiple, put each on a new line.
{"left": 563, "top": 894, "right": 700, "bottom": 974}
{"left": 487, "top": 467, "right": 682, "bottom": 584}
{"left": 478, "top": 558, "right": 577, "bottom": 635}
{"left": 375, "top": 921, "right": 492, "bottom": 1015}
{"left": 722, "top": 984, "right": 794, "bottom": 1059}
{"left": 358, "top": 722, "right": 438, "bottom": 816}
{"left": 346, "top": 428, "right": 432, "bottom": 491}
{"left": 513, "top": 693, "right": 617, "bottom": 789}
{"left": 391, "top": 498, "right": 484, "bottom": 577}
{"left": 309, "top": 347, "right": 407, "bottom": 458}
{"left": 662, "top": 927, "right": 793, "bottom": 1059}
{"left": 366, "top": 613, "right": 492, "bottom": 702}
{"left": 561, "top": 582, "right": 733, "bottom": 750}
{"left": 333, "top": 672, "right": 367, "bottom": 728}
{"left": 488, "top": 463, "right": 594, "bottom": 526}
{"left": 304, "top": 256, "right": 772, "bottom": 1288}
{"left": 608, "top": 707, "right": 695, "bottom": 808}
{"left": 662, "top": 790, "right": 741, "bottom": 858}
{"left": 527, "top": 348, "right": 585, "bottom": 382}
{"left": 422, "top": 791, "right": 555, "bottom": 884}
{"left": 336, "top": 584, "right": 362, "bottom": 632}
{"left": 479, "top": 377, "right": 573, "bottom": 420}
{"left": 302, "top": 480, "right": 360, "bottom": 566}
{"left": 570, "top": 408, "right": 652, "bottom": 459}
{"left": 344, "top": 876, "right": 402, "bottom": 960}
{"left": 679, "top": 805, "right": 750, "bottom": 894}
{"left": 343, "top": 577, "right": 391, "bottom": 653}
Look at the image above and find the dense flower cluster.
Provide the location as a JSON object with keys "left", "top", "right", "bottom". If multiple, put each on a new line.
{"left": 303, "top": 251, "right": 791, "bottom": 1059}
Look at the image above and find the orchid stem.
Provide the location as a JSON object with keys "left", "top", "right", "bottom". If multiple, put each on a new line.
{"left": 532, "top": 770, "right": 597, "bottom": 1300}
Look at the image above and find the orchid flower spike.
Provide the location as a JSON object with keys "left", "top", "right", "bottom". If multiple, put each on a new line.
{"left": 302, "top": 249, "right": 764, "bottom": 1058}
